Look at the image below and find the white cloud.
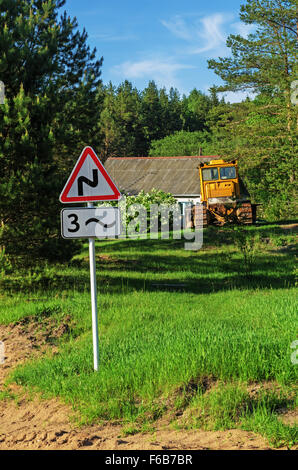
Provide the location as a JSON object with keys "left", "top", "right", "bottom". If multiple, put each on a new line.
{"left": 112, "top": 58, "right": 195, "bottom": 91}
{"left": 108, "top": 13, "right": 257, "bottom": 94}
{"left": 161, "top": 16, "right": 193, "bottom": 41}
{"left": 191, "top": 13, "right": 230, "bottom": 54}
{"left": 219, "top": 90, "right": 256, "bottom": 103}
{"left": 161, "top": 13, "right": 233, "bottom": 56}
{"left": 201, "top": 84, "right": 255, "bottom": 103}
{"left": 231, "top": 22, "right": 255, "bottom": 39}
{"left": 161, "top": 13, "right": 255, "bottom": 57}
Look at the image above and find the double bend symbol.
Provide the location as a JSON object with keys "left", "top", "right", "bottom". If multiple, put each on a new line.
{"left": 78, "top": 170, "right": 98, "bottom": 196}
{"left": 85, "top": 211, "right": 116, "bottom": 231}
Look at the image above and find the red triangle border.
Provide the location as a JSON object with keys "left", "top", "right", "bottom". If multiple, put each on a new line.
{"left": 60, "top": 147, "right": 121, "bottom": 203}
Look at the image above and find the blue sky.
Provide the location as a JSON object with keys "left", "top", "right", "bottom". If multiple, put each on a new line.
{"left": 63, "top": 0, "right": 254, "bottom": 102}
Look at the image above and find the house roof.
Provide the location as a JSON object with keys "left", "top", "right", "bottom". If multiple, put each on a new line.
{"left": 104, "top": 156, "right": 220, "bottom": 196}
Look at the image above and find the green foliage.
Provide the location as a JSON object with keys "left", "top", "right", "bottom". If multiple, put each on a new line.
{"left": 0, "top": 0, "right": 102, "bottom": 264}
{"left": 123, "top": 189, "right": 177, "bottom": 234}
{"left": 204, "top": 95, "right": 297, "bottom": 220}
{"left": 125, "top": 188, "right": 176, "bottom": 209}
{"left": 98, "top": 81, "right": 189, "bottom": 160}
{"left": 208, "top": 0, "right": 298, "bottom": 97}
{"left": 97, "top": 81, "right": 224, "bottom": 160}
{"left": 149, "top": 130, "right": 214, "bottom": 157}
{"left": 206, "top": 0, "right": 298, "bottom": 220}
{"left": 99, "top": 81, "right": 144, "bottom": 160}
{"left": 0, "top": 247, "right": 12, "bottom": 275}
{"left": 233, "top": 227, "right": 259, "bottom": 277}
{"left": 181, "top": 88, "right": 219, "bottom": 131}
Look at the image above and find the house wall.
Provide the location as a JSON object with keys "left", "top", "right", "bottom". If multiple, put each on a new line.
{"left": 175, "top": 196, "right": 201, "bottom": 205}
{"left": 174, "top": 196, "right": 201, "bottom": 229}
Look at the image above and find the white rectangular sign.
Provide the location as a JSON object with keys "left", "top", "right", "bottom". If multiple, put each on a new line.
{"left": 61, "top": 207, "right": 121, "bottom": 239}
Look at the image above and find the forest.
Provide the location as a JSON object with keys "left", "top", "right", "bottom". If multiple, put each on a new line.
{"left": 0, "top": 0, "right": 297, "bottom": 264}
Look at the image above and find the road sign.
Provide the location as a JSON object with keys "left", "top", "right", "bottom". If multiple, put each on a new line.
{"left": 59, "top": 146, "right": 121, "bottom": 203}
{"left": 61, "top": 207, "right": 121, "bottom": 239}
{"left": 59, "top": 146, "right": 122, "bottom": 372}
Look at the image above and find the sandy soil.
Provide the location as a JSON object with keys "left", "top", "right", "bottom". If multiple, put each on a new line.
{"left": 0, "top": 321, "right": 296, "bottom": 451}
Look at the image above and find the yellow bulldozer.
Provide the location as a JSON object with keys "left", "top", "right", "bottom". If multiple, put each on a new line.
{"left": 193, "top": 159, "right": 257, "bottom": 227}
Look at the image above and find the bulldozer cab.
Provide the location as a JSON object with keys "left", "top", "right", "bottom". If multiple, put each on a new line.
{"left": 199, "top": 159, "right": 240, "bottom": 204}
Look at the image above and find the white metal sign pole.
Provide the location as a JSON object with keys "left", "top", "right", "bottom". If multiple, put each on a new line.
{"left": 87, "top": 202, "right": 99, "bottom": 371}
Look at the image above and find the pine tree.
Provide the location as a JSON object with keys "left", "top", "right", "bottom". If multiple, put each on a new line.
{"left": 140, "top": 81, "right": 164, "bottom": 149}
{"left": 99, "top": 81, "right": 144, "bottom": 160}
{"left": 157, "top": 87, "right": 183, "bottom": 136}
{"left": 182, "top": 89, "right": 214, "bottom": 131}
{"left": 0, "top": 0, "right": 103, "bottom": 264}
{"left": 208, "top": 0, "right": 298, "bottom": 130}
{"left": 206, "top": 0, "right": 298, "bottom": 219}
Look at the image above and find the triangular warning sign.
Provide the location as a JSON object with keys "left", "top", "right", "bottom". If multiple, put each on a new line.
{"left": 59, "top": 147, "right": 121, "bottom": 203}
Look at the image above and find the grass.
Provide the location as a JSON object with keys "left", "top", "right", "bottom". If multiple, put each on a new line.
{"left": 0, "top": 222, "right": 297, "bottom": 447}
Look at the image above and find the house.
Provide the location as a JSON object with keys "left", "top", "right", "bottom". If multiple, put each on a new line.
{"left": 104, "top": 155, "right": 221, "bottom": 208}
{"left": 105, "top": 155, "right": 220, "bottom": 226}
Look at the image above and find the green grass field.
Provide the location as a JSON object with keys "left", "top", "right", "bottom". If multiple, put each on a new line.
{"left": 0, "top": 223, "right": 297, "bottom": 447}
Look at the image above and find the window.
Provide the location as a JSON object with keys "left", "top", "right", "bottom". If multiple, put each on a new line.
{"left": 220, "top": 166, "right": 236, "bottom": 180}
{"left": 202, "top": 168, "right": 219, "bottom": 181}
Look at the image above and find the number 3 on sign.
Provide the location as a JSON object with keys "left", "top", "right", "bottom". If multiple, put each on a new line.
{"left": 68, "top": 213, "right": 80, "bottom": 233}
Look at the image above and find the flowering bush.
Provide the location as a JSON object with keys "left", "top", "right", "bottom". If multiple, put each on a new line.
{"left": 122, "top": 189, "right": 177, "bottom": 234}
